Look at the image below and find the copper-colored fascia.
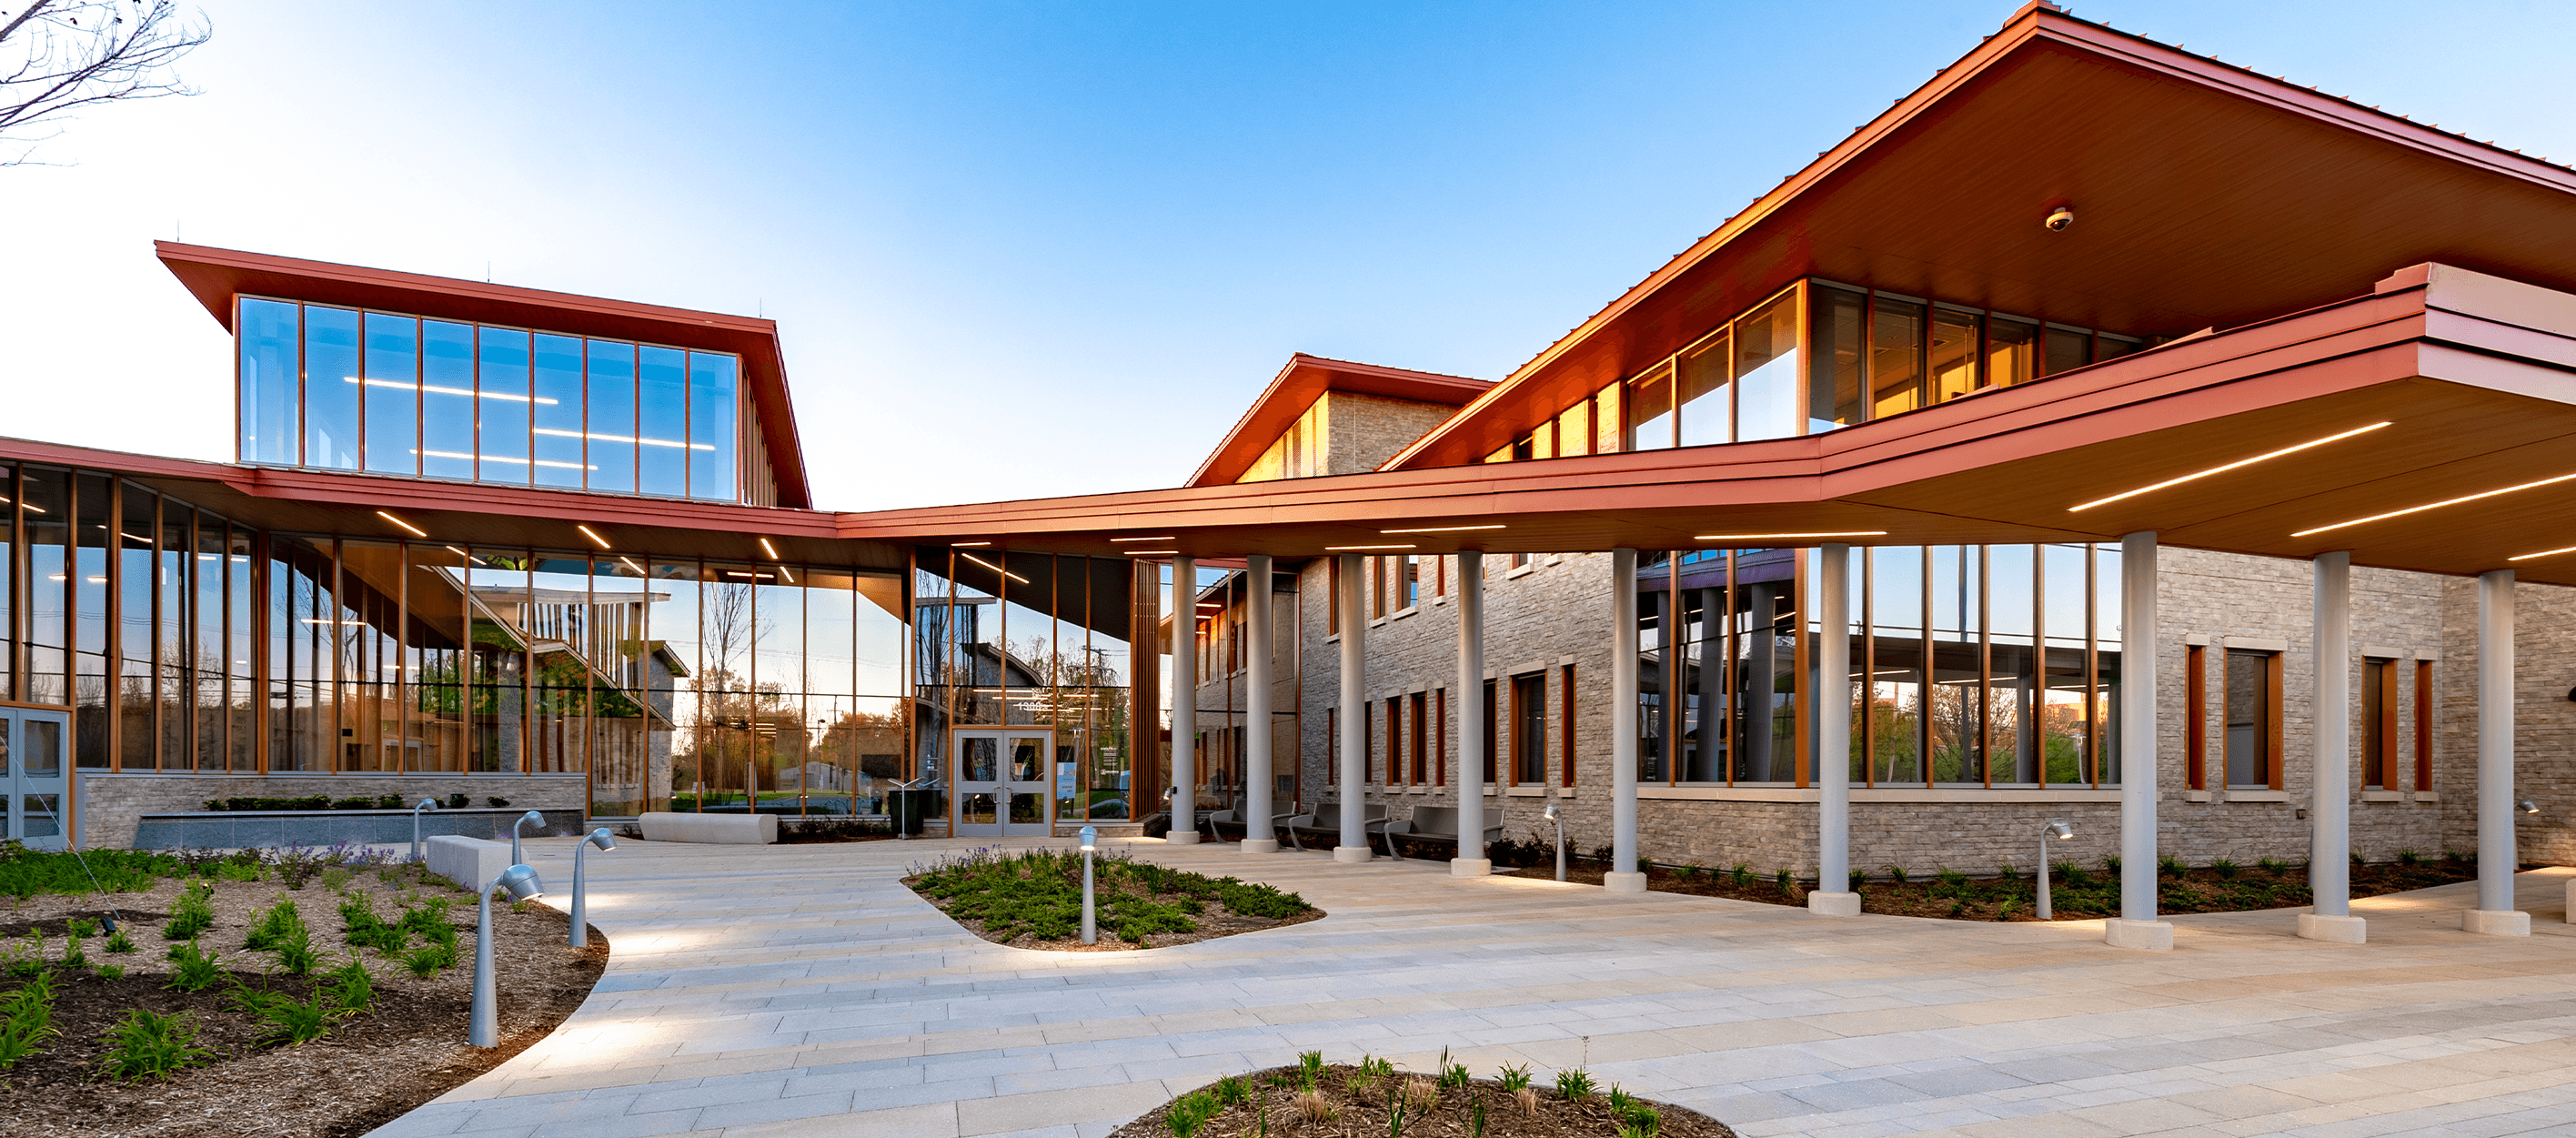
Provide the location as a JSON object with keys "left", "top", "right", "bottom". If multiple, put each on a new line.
{"left": 828, "top": 266, "right": 2576, "bottom": 587}
{"left": 1183, "top": 354, "right": 1492, "bottom": 488}
{"left": 0, "top": 434, "right": 883, "bottom": 569}
{"left": 152, "top": 241, "right": 814, "bottom": 509}
{"left": 1385, "top": 4, "right": 2576, "bottom": 472}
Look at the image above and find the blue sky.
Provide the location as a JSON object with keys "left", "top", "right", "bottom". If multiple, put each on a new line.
{"left": 5, "top": 1, "right": 2572, "bottom": 509}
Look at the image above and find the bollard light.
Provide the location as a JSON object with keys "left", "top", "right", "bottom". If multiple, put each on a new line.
{"left": 510, "top": 809, "right": 547, "bottom": 867}
{"left": 2037, "top": 819, "right": 2074, "bottom": 920}
{"left": 411, "top": 798, "right": 441, "bottom": 863}
{"left": 1079, "top": 824, "right": 1100, "bottom": 945}
{"left": 470, "top": 862, "right": 545, "bottom": 1048}
{"left": 1543, "top": 801, "right": 1566, "bottom": 883}
{"left": 569, "top": 828, "right": 617, "bottom": 948}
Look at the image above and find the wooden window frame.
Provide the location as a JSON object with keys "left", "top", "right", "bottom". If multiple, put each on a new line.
{"left": 1386, "top": 696, "right": 1403, "bottom": 786}
{"left": 1326, "top": 559, "right": 1339, "bottom": 634}
{"left": 2184, "top": 643, "right": 2206, "bottom": 791}
{"left": 1560, "top": 663, "right": 1577, "bottom": 787}
{"left": 1325, "top": 706, "right": 1336, "bottom": 784}
{"left": 2364, "top": 657, "right": 2398, "bottom": 791}
{"left": 1481, "top": 678, "right": 1498, "bottom": 785}
{"left": 2267, "top": 651, "right": 2285, "bottom": 790}
{"left": 1434, "top": 688, "right": 1447, "bottom": 786}
{"left": 2413, "top": 659, "right": 2433, "bottom": 793}
{"left": 1511, "top": 671, "right": 1546, "bottom": 787}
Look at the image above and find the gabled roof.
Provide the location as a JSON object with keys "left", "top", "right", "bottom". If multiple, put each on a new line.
{"left": 155, "top": 241, "right": 814, "bottom": 509}
{"left": 1183, "top": 353, "right": 1492, "bottom": 488}
{"left": 1386, "top": 1, "right": 2576, "bottom": 470}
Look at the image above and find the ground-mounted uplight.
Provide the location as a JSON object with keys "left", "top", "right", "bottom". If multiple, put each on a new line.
{"left": 471, "top": 863, "right": 544, "bottom": 1048}
{"left": 2037, "top": 819, "right": 2075, "bottom": 920}
{"left": 510, "top": 809, "right": 547, "bottom": 866}
{"left": 569, "top": 828, "right": 616, "bottom": 948}
{"left": 411, "top": 797, "right": 440, "bottom": 862}
{"left": 1543, "top": 801, "right": 1566, "bottom": 882}
{"left": 1079, "top": 824, "right": 1100, "bottom": 945}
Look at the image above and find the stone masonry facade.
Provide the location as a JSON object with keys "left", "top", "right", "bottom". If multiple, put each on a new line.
{"left": 76, "top": 772, "right": 589, "bottom": 850}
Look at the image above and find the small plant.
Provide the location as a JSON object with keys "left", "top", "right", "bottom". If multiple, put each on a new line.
{"left": 2057, "top": 861, "right": 2090, "bottom": 889}
{"left": 1996, "top": 861, "right": 2018, "bottom": 882}
{"left": 1997, "top": 897, "right": 2021, "bottom": 920}
{"left": 233, "top": 982, "right": 344, "bottom": 1047}
{"left": 1436, "top": 1047, "right": 1470, "bottom": 1089}
{"left": 1213, "top": 1074, "right": 1249, "bottom": 1109}
{"left": 2102, "top": 853, "right": 2122, "bottom": 875}
{"left": 1471, "top": 1093, "right": 1487, "bottom": 1138}
{"left": 1774, "top": 868, "right": 1796, "bottom": 895}
{"left": 165, "top": 879, "right": 216, "bottom": 941}
{"left": 4, "top": 931, "right": 45, "bottom": 979}
{"left": 1847, "top": 868, "right": 1867, "bottom": 892}
{"left": 1884, "top": 864, "right": 1909, "bottom": 886}
{"left": 1359, "top": 1054, "right": 1394, "bottom": 1080}
{"left": 1496, "top": 1062, "right": 1533, "bottom": 1093}
{"left": 1297, "top": 1049, "right": 1325, "bottom": 1088}
{"left": 486, "top": 796, "right": 511, "bottom": 808}
{"left": 1554, "top": 1067, "right": 1596, "bottom": 1101}
{"left": 1295, "top": 1088, "right": 1335, "bottom": 1124}
{"left": 2444, "top": 848, "right": 2470, "bottom": 866}
{"left": 1401, "top": 1076, "right": 1437, "bottom": 1113}
{"left": 96, "top": 1008, "right": 212, "bottom": 1082}
{"left": 402, "top": 941, "right": 457, "bottom": 978}
{"left": 1935, "top": 867, "right": 1967, "bottom": 891}
{"left": 1947, "top": 899, "right": 1966, "bottom": 918}
{"left": 105, "top": 927, "right": 136, "bottom": 954}
{"left": 1512, "top": 1086, "right": 1540, "bottom": 1115}
{"left": 324, "top": 954, "right": 375, "bottom": 1012}
{"left": 2211, "top": 858, "right": 2241, "bottom": 879}
{"left": 96, "top": 963, "right": 126, "bottom": 980}
{"left": 59, "top": 931, "right": 88, "bottom": 972}
{"left": 0, "top": 971, "right": 60, "bottom": 1070}
{"left": 2258, "top": 856, "right": 2287, "bottom": 874}
{"left": 1729, "top": 863, "right": 1752, "bottom": 888}
{"left": 320, "top": 867, "right": 353, "bottom": 893}
{"left": 2350, "top": 850, "right": 2367, "bottom": 866}
{"left": 67, "top": 917, "right": 98, "bottom": 938}
{"left": 164, "top": 941, "right": 226, "bottom": 992}
{"left": 2158, "top": 854, "right": 2188, "bottom": 877}
{"left": 1165, "top": 1089, "right": 1221, "bottom": 1138}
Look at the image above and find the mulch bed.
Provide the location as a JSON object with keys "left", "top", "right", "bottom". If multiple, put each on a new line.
{"left": 0, "top": 866, "right": 605, "bottom": 1138}
{"left": 1494, "top": 857, "right": 2486, "bottom": 920}
{"left": 1105, "top": 1064, "right": 1736, "bottom": 1138}
{"left": 920, "top": 889, "right": 1323, "bottom": 952}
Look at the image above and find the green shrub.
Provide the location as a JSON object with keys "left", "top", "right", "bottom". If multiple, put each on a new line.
{"left": 164, "top": 941, "right": 226, "bottom": 992}
{"left": 0, "top": 971, "right": 59, "bottom": 1070}
{"left": 165, "top": 880, "right": 216, "bottom": 940}
{"left": 105, "top": 927, "right": 136, "bottom": 954}
{"left": 3, "top": 931, "right": 45, "bottom": 979}
{"left": 1436, "top": 1047, "right": 1470, "bottom": 1089}
{"left": 97, "top": 1008, "right": 212, "bottom": 1082}
{"left": 323, "top": 955, "right": 375, "bottom": 1012}
{"left": 1165, "top": 1090, "right": 1221, "bottom": 1138}
{"left": 2211, "top": 859, "right": 2241, "bottom": 879}
{"left": 402, "top": 941, "right": 456, "bottom": 978}
{"left": 1729, "top": 863, "right": 1752, "bottom": 888}
{"left": 1496, "top": 1062, "right": 1533, "bottom": 1093}
{"left": 1554, "top": 1068, "right": 1595, "bottom": 1101}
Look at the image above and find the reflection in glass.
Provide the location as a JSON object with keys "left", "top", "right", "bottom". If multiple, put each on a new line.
{"left": 639, "top": 346, "right": 689, "bottom": 497}
{"left": 1626, "top": 363, "right": 1674, "bottom": 451}
{"left": 688, "top": 353, "right": 738, "bottom": 499}
{"left": 1931, "top": 308, "right": 1980, "bottom": 403}
{"left": 238, "top": 299, "right": 299, "bottom": 465}
{"left": 1987, "top": 317, "right": 2037, "bottom": 388}
{"left": 25, "top": 468, "right": 65, "bottom": 706}
{"left": 421, "top": 321, "right": 477, "bottom": 479}
{"left": 304, "top": 307, "right": 362, "bottom": 470}
{"left": 1734, "top": 294, "right": 1801, "bottom": 442}
{"left": 478, "top": 327, "right": 533, "bottom": 484}
{"left": 364, "top": 314, "right": 418, "bottom": 476}
{"left": 1870, "top": 296, "right": 1925, "bottom": 419}
{"left": 585, "top": 340, "right": 637, "bottom": 494}
{"left": 1676, "top": 331, "right": 1731, "bottom": 447}
{"left": 1808, "top": 286, "right": 1865, "bottom": 431}
{"left": 531, "top": 334, "right": 586, "bottom": 489}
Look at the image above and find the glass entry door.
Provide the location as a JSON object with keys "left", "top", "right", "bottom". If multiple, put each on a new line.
{"left": 3, "top": 708, "right": 70, "bottom": 851}
{"left": 952, "top": 730, "right": 1052, "bottom": 837}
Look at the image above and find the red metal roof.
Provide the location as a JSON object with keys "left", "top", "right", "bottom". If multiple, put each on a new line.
{"left": 1183, "top": 354, "right": 1493, "bottom": 488}
{"left": 154, "top": 242, "right": 814, "bottom": 509}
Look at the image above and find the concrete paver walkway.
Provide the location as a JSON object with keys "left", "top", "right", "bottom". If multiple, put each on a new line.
{"left": 371, "top": 838, "right": 2576, "bottom": 1138}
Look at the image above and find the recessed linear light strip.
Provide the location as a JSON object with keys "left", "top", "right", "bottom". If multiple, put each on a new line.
{"left": 1326, "top": 544, "right": 1416, "bottom": 551}
{"left": 1693, "top": 530, "right": 1887, "bottom": 541}
{"left": 2511, "top": 543, "right": 2576, "bottom": 562}
{"left": 961, "top": 553, "right": 1030, "bottom": 584}
{"left": 576, "top": 524, "right": 611, "bottom": 550}
{"left": 376, "top": 510, "right": 428, "bottom": 538}
{"left": 533, "top": 428, "right": 714, "bottom": 451}
{"left": 2069, "top": 422, "right": 2392, "bottom": 512}
{"left": 1122, "top": 549, "right": 1178, "bottom": 556}
{"left": 345, "top": 376, "right": 559, "bottom": 405}
{"left": 2292, "top": 470, "right": 2576, "bottom": 538}
{"left": 412, "top": 448, "right": 596, "bottom": 472}
{"left": 1381, "top": 524, "right": 1506, "bottom": 534}
{"left": 1110, "top": 536, "right": 1175, "bottom": 543}
{"left": 758, "top": 537, "right": 780, "bottom": 559}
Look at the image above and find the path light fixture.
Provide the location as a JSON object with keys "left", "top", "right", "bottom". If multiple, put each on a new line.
{"left": 411, "top": 798, "right": 440, "bottom": 862}
{"left": 1543, "top": 801, "right": 1566, "bottom": 882}
{"left": 569, "top": 828, "right": 616, "bottom": 948}
{"left": 470, "top": 863, "right": 545, "bottom": 1048}
{"left": 2037, "top": 819, "right": 2075, "bottom": 920}
{"left": 2521, "top": 799, "right": 2541, "bottom": 815}
{"left": 510, "top": 809, "right": 546, "bottom": 866}
{"left": 1079, "top": 825, "right": 1100, "bottom": 945}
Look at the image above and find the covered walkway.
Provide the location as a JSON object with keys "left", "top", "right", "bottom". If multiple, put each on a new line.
{"left": 374, "top": 835, "right": 2576, "bottom": 1138}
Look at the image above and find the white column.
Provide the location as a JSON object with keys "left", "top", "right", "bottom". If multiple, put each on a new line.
{"left": 1454, "top": 551, "right": 1490, "bottom": 877}
{"left": 1809, "top": 544, "right": 1858, "bottom": 916}
{"left": 2465, "top": 569, "right": 2529, "bottom": 934}
{"left": 1605, "top": 549, "right": 1646, "bottom": 893}
{"left": 1243, "top": 555, "right": 1278, "bottom": 853}
{"left": 1334, "top": 554, "right": 1372, "bottom": 863}
{"left": 2107, "top": 531, "right": 2172, "bottom": 950}
{"left": 1167, "top": 557, "right": 1200, "bottom": 844}
{"left": 2301, "top": 551, "right": 2365, "bottom": 942}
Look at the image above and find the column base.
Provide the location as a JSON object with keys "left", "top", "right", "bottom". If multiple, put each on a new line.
{"left": 2297, "top": 913, "right": 2368, "bottom": 944}
{"left": 1806, "top": 891, "right": 1860, "bottom": 916}
{"left": 2103, "top": 919, "right": 2174, "bottom": 951}
{"left": 2463, "top": 909, "right": 2531, "bottom": 936}
{"left": 2564, "top": 880, "right": 2576, "bottom": 923}
{"left": 1603, "top": 871, "right": 1648, "bottom": 894}
{"left": 1332, "top": 845, "right": 1373, "bottom": 864}
{"left": 1450, "top": 859, "right": 1492, "bottom": 878}
{"left": 1240, "top": 838, "right": 1280, "bottom": 854}
{"left": 1165, "top": 831, "right": 1202, "bottom": 846}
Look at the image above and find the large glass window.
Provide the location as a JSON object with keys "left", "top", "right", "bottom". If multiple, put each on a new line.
{"left": 2225, "top": 650, "right": 2275, "bottom": 789}
{"left": 234, "top": 299, "right": 745, "bottom": 502}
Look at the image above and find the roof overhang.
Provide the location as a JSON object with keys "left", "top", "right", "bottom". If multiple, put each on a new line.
{"left": 1388, "top": 2, "right": 2576, "bottom": 470}
{"left": 1183, "top": 354, "right": 1492, "bottom": 487}
{"left": 834, "top": 265, "right": 2576, "bottom": 588}
{"left": 154, "top": 242, "right": 814, "bottom": 509}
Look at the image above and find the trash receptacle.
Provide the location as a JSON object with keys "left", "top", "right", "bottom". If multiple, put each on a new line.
{"left": 890, "top": 789, "right": 925, "bottom": 836}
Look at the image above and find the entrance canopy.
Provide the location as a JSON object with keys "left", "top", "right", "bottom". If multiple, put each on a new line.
{"left": 835, "top": 265, "right": 2576, "bottom": 587}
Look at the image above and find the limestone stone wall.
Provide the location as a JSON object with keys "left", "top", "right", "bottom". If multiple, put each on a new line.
{"left": 76, "top": 772, "right": 588, "bottom": 850}
{"left": 2439, "top": 577, "right": 2576, "bottom": 866}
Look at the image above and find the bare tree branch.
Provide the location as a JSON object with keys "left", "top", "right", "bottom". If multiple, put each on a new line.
{"left": 1, "top": 0, "right": 210, "bottom": 166}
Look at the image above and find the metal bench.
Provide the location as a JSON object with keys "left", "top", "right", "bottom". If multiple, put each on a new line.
{"left": 1376, "top": 803, "right": 1504, "bottom": 861}
{"left": 1283, "top": 801, "right": 1387, "bottom": 851}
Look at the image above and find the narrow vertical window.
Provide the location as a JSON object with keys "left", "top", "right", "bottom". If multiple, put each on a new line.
{"left": 2363, "top": 658, "right": 2396, "bottom": 791}
{"left": 2041, "top": 325, "right": 2093, "bottom": 377}
{"left": 2184, "top": 643, "right": 2207, "bottom": 791}
{"left": 2413, "top": 659, "right": 2433, "bottom": 793}
{"left": 1625, "top": 362, "right": 1674, "bottom": 450}
{"left": 1327, "top": 559, "right": 1340, "bottom": 634}
{"left": 1930, "top": 307, "right": 1981, "bottom": 402}
{"left": 1870, "top": 296, "right": 1926, "bottom": 420}
{"left": 1987, "top": 317, "right": 2038, "bottom": 388}
{"left": 1482, "top": 678, "right": 1497, "bottom": 785}
{"left": 1409, "top": 691, "right": 1427, "bottom": 784}
{"left": 1676, "top": 329, "right": 1732, "bottom": 447}
{"left": 1560, "top": 662, "right": 1577, "bottom": 786}
{"left": 362, "top": 314, "right": 420, "bottom": 476}
{"left": 302, "top": 307, "right": 361, "bottom": 470}
{"left": 1325, "top": 706, "right": 1336, "bottom": 784}
{"left": 1370, "top": 559, "right": 1385, "bottom": 619}
{"left": 1384, "top": 697, "right": 1401, "bottom": 786}
{"left": 686, "top": 352, "right": 740, "bottom": 500}
{"left": 1592, "top": 382, "right": 1622, "bottom": 455}
{"left": 1434, "top": 688, "right": 1447, "bottom": 786}
{"left": 236, "top": 298, "right": 300, "bottom": 466}
{"left": 1513, "top": 672, "right": 1545, "bottom": 785}
{"left": 1400, "top": 555, "right": 1419, "bottom": 609}
{"left": 1807, "top": 285, "right": 1865, "bottom": 431}
{"left": 2224, "top": 650, "right": 2279, "bottom": 790}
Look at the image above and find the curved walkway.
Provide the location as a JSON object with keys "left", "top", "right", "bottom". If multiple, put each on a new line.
{"left": 368, "top": 839, "right": 2576, "bottom": 1138}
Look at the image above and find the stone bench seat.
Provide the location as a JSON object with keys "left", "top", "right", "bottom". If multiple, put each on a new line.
{"left": 639, "top": 811, "right": 778, "bottom": 844}
{"left": 1283, "top": 802, "right": 1387, "bottom": 851}
{"left": 1377, "top": 805, "right": 1504, "bottom": 861}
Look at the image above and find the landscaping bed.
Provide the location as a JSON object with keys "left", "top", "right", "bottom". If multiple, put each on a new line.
{"left": 905, "top": 846, "right": 1321, "bottom": 951}
{"left": 1491, "top": 844, "right": 2485, "bottom": 920}
{"left": 1106, "top": 1052, "right": 1734, "bottom": 1138}
{"left": 0, "top": 844, "right": 604, "bottom": 1138}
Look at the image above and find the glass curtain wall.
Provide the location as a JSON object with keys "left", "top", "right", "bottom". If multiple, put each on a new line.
{"left": 0, "top": 462, "right": 902, "bottom": 816}
{"left": 1633, "top": 548, "right": 1803, "bottom": 786}
{"left": 234, "top": 297, "right": 744, "bottom": 503}
{"left": 913, "top": 549, "right": 1140, "bottom": 825}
